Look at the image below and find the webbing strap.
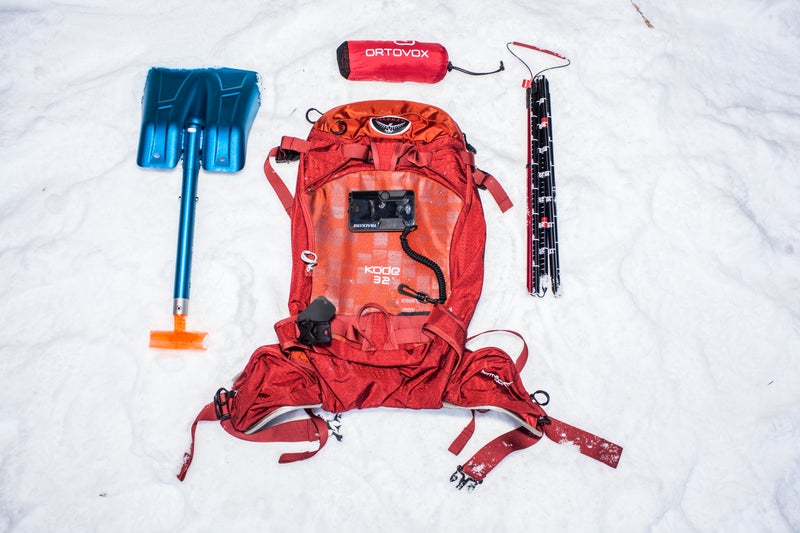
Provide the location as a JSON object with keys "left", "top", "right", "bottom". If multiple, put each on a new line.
{"left": 544, "top": 416, "right": 623, "bottom": 469}
{"left": 396, "top": 144, "right": 433, "bottom": 168}
{"left": 263, "top": 146, "right": 294, "bottom": 216}
{"left": 447, "top": 410, "right": 476, "bottom": 455}
{"left": 219, "top": 410, "right": 328, "bottom": 464}
{"left": 460, "top": 426, "right": 542, "bottom": 483}
{"left": 456, "top": 417, "right": 623, "bottom": 486}
{"left": 423, "top": 305, "right": 468, "bottom": 358}
{"left": 448, "top": 330, "right": 529, "bottom": 455}
{"left": 457, "top": 151, "right": 513, "bottom": 212}
{"left": 265, "top": 136, "right": 510, "bottom": 214}
{"left": 448, "top": 329, "right": 621, "bottom": 486}
{"left": 343, "top": 143, "right": 370, "bottom": 161}
{"left": 177, "top": 402, "right": 327, "bottom": 481}
{"left": 177, "top": 402, "right": 216, "bottom": 481}
{"left": 263, "top": 138, "right": 372, "bottom": 217}
{"left": 280, "top": 136, "right": 312, "bottom": 153}
{"left": 473, "top": 168, "right": 513, "bottom": 213}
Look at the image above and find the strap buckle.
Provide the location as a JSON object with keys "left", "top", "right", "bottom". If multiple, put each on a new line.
{"left": 297, "top": 296, "right": 336, "bottom": 345}
{"left": 450, "top": 465, "right": 482, "bottom": 491}
{"left": 275, "top": 148, "right": 300, "bottom": 163}
{"left": 213, "top": 388, "right": 234, "bottom": 421}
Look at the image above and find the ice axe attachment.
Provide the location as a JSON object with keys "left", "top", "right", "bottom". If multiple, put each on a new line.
{"left": 137, "top": 67, "right": 260, "bottom": 349}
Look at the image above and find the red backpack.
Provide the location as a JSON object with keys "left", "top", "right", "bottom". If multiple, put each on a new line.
{"left": 177, "top": 100, "right": 622, "bottom": 489}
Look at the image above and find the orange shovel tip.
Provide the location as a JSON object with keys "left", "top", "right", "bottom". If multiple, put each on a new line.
{"left": 149, "top": 314, "right": 208, "bottom": 350}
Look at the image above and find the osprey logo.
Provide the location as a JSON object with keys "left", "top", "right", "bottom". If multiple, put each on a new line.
{"left": 370, "top": 116, "right": 411, "bottom": 136}
{"left": 480, "top": 369, "right": 513, "bottom": 387}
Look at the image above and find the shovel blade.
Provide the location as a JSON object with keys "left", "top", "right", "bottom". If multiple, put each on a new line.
{"left": 150, "top": 314, "right": 207, "bottom": 350}
{"left": 137, "top": 67, "right": 260, "bottom": 172}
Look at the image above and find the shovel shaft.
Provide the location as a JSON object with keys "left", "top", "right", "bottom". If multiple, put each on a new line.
{"left": 173, "top": 122, "right": 203, "bottom": 315}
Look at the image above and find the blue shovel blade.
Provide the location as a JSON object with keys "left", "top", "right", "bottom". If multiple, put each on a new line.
{"left": 136, "top": 67, "right": 260, "bottom": 172}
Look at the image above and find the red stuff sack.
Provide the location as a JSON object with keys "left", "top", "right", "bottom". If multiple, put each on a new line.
{"left": 337, "top": 40, "right": 503, "bottom": 83}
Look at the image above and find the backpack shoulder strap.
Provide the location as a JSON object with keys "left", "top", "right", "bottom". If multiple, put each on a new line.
{"left": 263, "top": 135, "right": 373, "bottom": 216}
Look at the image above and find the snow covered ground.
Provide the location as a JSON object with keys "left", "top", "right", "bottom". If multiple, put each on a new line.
{"left": 1, "top": 1, "right": 799, "bottom": 531}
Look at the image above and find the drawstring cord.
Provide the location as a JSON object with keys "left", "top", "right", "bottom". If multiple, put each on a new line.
{"left": 447, "top": 61, "right": 505, "bottom": 77}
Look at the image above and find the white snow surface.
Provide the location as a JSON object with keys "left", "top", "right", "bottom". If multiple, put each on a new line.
{"left": 1, "top": 1, "right": 799, "bottom": 531}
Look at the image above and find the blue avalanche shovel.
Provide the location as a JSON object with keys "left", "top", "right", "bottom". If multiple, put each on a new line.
{"left": 137, "top": 67, "right": 260, "bottom": 349}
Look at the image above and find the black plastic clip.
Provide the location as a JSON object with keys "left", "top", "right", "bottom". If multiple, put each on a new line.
{"left": 275, "top": 148, "right": 301, "bottom": 163}
{"left": 450, "top": 465, "right": 482, "bottom": 491}
{"left": 297, "top": 296, "right": 336, "bottom": 345}
{"left": 398, "top": 284, "right": 437, "bottom": 305}
{"left": 214, "top": 388, "right": 234, "bottom": 421}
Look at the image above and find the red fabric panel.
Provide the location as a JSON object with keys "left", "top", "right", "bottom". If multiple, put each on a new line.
{"left": 308, "top": 169, "right": 461, "bottom": 316}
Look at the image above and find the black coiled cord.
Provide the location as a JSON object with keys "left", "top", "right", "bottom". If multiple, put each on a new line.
{"left": 398, "top": 225, "right": 447, "bottom": 304}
